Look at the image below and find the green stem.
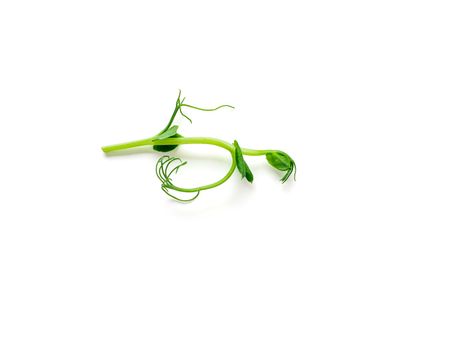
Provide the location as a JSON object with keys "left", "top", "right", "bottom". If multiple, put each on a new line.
{"left": 241, "top": 148, "right": 276, "bottom": 156}
{"left": 152, "top": 137, "right": 234, "bottom": 152}
{"left": 101, "top": 136, "right": 284, "bottom": 196}
{"left": 101, "top": 137, "right": 277, "bottom": 156}
{"left": 101, "top": 137, "right": 154, "bottom": 152}
{"left": 102, "top": 136, "right": 234, "bottom": 153}
{"left": 102, "top": 137, "right": 238, "bottom": 194}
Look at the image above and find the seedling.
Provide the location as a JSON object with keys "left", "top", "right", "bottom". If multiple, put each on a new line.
{"left": 101, "top": 91, "right": 296, "bottom": 201}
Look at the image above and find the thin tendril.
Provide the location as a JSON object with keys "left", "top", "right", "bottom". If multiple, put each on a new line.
{"left": 177, "top": 99, "right": 234, "bottom": 124}
{"left": 160, "top": 91, "right": 183, "bottom": 133}
{"left": 159, "top": 90, "right": 234, "bottom": 129}
{"left": 179, "top": 108, "right": 192, "bottom": 123}
{"left": 280, "top": 160, "right": 296, "bottom": 183}
{"left": 162, "top": 187, "right": 200, "bottom": 202}
{"left": 104, "top": 90, "right": 295, "bottom": 201}
{"left": 167, "top": 160, "right": 186, "bottom": 179}
{"left": 156, "top": 155, "right": 202, "bottom": 201}
{"left": 181, "top": 104, "right": 235, "bottom": 112}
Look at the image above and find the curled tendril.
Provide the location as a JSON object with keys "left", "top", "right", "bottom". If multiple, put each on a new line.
{"left": 161, "top": 90, "right": 235, "bottom": 132}
{"left": 176, "top": 94, "right": 192, "bottom": 123}
{"left": 155, "top": 155, "right": 200, "bottom": 202}
{"left": 102, "top": 90, "right": 295, "bottom": 202}
{"left": 177, "top": 90, "right": 234, "bottom": 125}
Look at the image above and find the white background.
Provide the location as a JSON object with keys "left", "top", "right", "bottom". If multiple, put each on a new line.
{"left": 1, "top": 1, "right": 466, "bottom": 349}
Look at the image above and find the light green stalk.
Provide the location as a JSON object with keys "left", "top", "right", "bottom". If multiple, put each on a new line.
{"left": 101, "top": 90, "right": 295, "bottom": 201}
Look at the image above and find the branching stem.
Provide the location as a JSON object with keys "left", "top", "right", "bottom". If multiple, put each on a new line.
{"left": 101, "top": 90, "right": 295, "bottom": 201}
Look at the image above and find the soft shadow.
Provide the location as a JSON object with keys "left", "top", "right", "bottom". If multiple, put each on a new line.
{"left": 163, "top": 161, "right": 298, "bottom": 215}
{"left": 164, "top": 180, "right": 256, "bottom": 215}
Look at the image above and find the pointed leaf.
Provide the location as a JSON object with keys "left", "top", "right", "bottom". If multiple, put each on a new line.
{"left": 233, "top": 140, "right": 254, "bottom": 183}
{"left": 154, "top": 125, "right": 179, "bottom": 140}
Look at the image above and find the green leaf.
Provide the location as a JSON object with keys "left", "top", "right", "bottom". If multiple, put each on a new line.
{"left": 154, "top": 125, "right": 179, "bottom": 140}
{"left": 266, "top": 151, "right": 296, "bottom": 183}
{"left": 153, "top": 133, "right": 182, "bottom": 152}
{"left": 266, "top": 152, "right": 291, "bottom": 171}
{"left": 234, "top": 140, "right": 254, "bottom": 183}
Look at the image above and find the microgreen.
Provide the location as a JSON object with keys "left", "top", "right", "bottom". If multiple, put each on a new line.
{"left": 101, "top": 90, "right": 296, "bottom": 201}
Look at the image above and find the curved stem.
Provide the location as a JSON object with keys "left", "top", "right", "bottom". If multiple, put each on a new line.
{"left": 101, "top": 136, "right": 288, "bottom": 196}
{"left": 156, "top": 138, "right": 236, "bottom": 193}
{"left": 103, "top": 136, "right": 238, "bottom": 194}
{"left": 167, "top": 155, "right": 237, "bottom": 193}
